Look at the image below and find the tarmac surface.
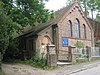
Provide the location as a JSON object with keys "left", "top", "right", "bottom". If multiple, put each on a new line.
{"left": 70, "top": 64, "right": 100, "bottom": 75}
{"left": 2, "top": 60, "right": 100, "bottom": 75}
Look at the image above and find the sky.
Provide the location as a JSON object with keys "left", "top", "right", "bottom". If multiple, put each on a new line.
{"left": 44, "top": 0, "right": 97, "bottom": 18}
{"left": 44, "top": 0, "right": 67, "bottom": 11}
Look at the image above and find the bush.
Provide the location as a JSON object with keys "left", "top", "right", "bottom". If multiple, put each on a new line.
{"left": 95, "top": 42, "right": 100, "bottom": 47}
{"left": 3, "top": 38, "right": 21, "bottom": 61}
{"left": 0, "top": 70, "right": 4, "bottom": 75}
{"left": 74, "top": 41, "right": 84, "bottom": 48}
{"left": 23, "top": 52, "right": 48, "bottom": 69}
{"left": 76, "top": 54, "right": 88, "bottom": 63}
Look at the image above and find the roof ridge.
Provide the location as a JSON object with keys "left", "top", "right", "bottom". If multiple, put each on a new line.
{"left": 19, "top": 2, "right": 75, "bottom": 37}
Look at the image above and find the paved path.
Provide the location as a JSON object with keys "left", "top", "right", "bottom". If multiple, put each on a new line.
{"left": 2, "top": 64, "right": 47, "bottom": 75}
{"left": 2, "top": 60, "right": 100, "bottom": 75}
{"left": 70, "top": 63, "right": 100, "bottom": 75}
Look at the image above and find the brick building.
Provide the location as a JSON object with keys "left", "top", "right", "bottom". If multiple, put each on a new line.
{"left": 19, "top": 2, "right": 94, "bottom": 60}
{"left": 88, "top": 18, "right": 100, "bottom": 44}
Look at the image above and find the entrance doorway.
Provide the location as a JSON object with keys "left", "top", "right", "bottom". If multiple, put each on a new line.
{"left": 41, "top": 36, "right": 51, "bottom": 54}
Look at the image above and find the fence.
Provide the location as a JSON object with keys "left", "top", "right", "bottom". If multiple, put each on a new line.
{"left": 72, "top": 47, "right": 100, "bottom": 62}
{"left": 58, "top": 47, "right": 100, "bottom": 62}
{"left": 91, "top": 47, "right": 100, "bottom": 57}
{"left": 72, "top": 48, "right": 88, "bottom": 58}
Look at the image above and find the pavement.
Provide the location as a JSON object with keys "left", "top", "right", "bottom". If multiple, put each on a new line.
{"left": 2, "top": 60, "right": 100, "bottom": 75}
{"left": 47, "top": 60, "right": 100, "bottom": 75}
{"left": 70, "top": 62, "right": 100, "bottom": 75}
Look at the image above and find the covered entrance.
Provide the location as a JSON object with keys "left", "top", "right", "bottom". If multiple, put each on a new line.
{"left": 41, "top": 36, "right": 51, "bottom": 54}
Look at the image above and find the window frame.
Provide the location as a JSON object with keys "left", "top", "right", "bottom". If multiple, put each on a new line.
{"left": 82, "top": 24, "right": 86, "bottom": 39}
{"left": 74, "top": 18, "right": 80, "bottom": 38}
{"left": 67, "top": 20, "right": 73, "bottom": 37}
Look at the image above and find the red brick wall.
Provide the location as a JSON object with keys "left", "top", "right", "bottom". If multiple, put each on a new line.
{"left": 58, "top": 3, "right": 93, "bottom": 51}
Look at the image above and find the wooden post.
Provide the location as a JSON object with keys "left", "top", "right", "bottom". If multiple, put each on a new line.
{"left": 86, "top": 46, "right": 91, "bottom": 61}
{"left": 70, "top": 46, "right": 77, "bottom": 63}
{"left": 68, "top": 46, "right": 72, "bottom": 62}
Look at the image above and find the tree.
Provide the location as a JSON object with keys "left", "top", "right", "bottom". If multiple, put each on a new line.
{"left": 66, "top": 0, "right": 100, "bottom": 18}
{"left": 0, "top": 7, "right": 15, "bottom": 58}
{"left": 1, "top": 0, "right": 54, "bottom": 32}
{"left": 0, "top": 0, "right": 54, "bottom": 59}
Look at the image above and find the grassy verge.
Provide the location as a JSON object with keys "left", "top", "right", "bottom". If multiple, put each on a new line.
{"left": 3, "top": 58, "right": 58, "bottom": 70}
{"left": 0, "top": 69, "right": 4, "bottom": 75}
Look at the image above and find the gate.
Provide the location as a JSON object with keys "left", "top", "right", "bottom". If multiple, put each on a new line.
{"left": 58, "top": 49, "right": 72, "bottom": 62}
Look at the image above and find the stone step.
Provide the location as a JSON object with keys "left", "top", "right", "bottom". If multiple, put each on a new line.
{"left": 57, "top": 61, "right": 72, "bottom": 66}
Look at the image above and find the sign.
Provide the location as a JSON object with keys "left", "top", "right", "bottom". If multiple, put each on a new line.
{"left": 62, "top": 38, "right": 68, "bottom": 46}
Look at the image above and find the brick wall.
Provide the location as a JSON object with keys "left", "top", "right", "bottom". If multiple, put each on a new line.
{"left": 58, "top": 3, "right": 93, "bottom": 51}
{"left": 36, "top": 26, "right": 53, "bottom": 55}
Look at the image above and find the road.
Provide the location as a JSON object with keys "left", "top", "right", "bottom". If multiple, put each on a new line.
{"left": 70, "top": 64, "right": 100, "bottom": 75}
{"left": 2, "top": 60, "right": 100, "bottom": 75}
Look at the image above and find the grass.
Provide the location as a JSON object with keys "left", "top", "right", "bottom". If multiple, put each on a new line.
{"left": 3, "top": 58, "right": 58, "bottom": 70}
{"left": 0, "top": 69, "right": 4, "bottom": 75}
{"left": 18, "top": 60, "right": 58, "bottom": 70}
{"left": 72, "top": 57, "right": 100, "bottom": 66}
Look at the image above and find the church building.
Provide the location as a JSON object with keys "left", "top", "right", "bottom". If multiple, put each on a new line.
{"left": 19, "top": 1, "right": 94, "bottom": 60}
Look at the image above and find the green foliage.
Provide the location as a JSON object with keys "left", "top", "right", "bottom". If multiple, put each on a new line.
{"left": 0, "top": 69, "right": 4, "bottom": 75}
{"left": 3, "top": 38, "right": 20, "bottom": 60}
{"left": 0, "top": 7, "right": 16, "bottom": 58}
{"left": 66, "top": 0, "right": 100, "bottom": 18}
{"left": 74, "top": 41, "right": 84, "bottom": 48}
{"left": 76, "top": 54, "right": 87, "bottom": 58}
{"left": 79, "top": 0, "right": 100, "bottom": 19}
{"left": 76, "top": 54, "right": 88, "bottom": 63}
{"left": 1, "top": 0, "right": 54, "bottom": 32}
{"left": 0, "top": 0, "right": 54, "bottom": 60}
{"left": 95, "top": 42, "right": 100, "bottom": 47}
{"left": 23, "top": 53, "right": 48, "bottom": 69}
{"left": 96, "top": 13, "right": 100, "bottom": 22}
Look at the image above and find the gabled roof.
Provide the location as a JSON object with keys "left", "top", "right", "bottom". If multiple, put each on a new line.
{"left": 19, "top": 2, "right": 93, "bottom": 37}
{"left": 19, "top": 2, "right": 75, "bottom": 37}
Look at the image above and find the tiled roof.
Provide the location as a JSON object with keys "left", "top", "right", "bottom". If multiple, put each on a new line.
{"left": 19, "top": 3, "right": 75, "bottom": 37}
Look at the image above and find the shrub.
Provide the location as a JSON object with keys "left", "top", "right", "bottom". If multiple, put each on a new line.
{"left": 23, "top": 52, "right": 48, "bottom": 69}
{"left": 74, "top": 41, "right": 84, "bottom": 48}
{"left": 3, "top": 38, "right": 21, "bottom": 61}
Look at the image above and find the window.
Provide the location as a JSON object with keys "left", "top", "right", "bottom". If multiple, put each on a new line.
{"left": 82, "top": 24, "right": 86, "bottom": 39}
{"left": 67, "top": 20, "right": 72, "bottom": 37}
{"left": 74, "top": 19, "right": 80, "bottom": 38}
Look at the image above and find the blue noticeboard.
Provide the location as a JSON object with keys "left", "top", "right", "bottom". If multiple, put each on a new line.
{"left": 62, "top": 38, "right": 68, "bottom": 46}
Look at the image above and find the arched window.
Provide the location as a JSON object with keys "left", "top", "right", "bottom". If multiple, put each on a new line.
{"left": 74, "top": 19, "right": 80, "bottom": 38}
{"left": 82, "top": 24, "right": 86, "bottom": 39}
{"left": 67, "top": 20, "right": 72, "bottom": 37}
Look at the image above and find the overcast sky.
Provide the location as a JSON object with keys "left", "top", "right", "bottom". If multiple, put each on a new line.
{"left": 44, "top": 0, "right": 97, "bottom": 18}
{"left": 44, "top": 0, "right": 67, "bottom": 11}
